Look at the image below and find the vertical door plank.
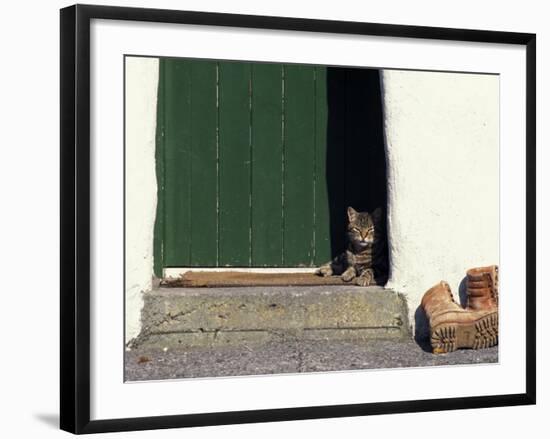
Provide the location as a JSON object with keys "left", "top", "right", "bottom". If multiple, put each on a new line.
{"left": 153, "top": 59, "right": 166, "bottom": 276}
{"left": 162, "top": 59, "right": 192, "bottom": 267}
{"left": 189, "top": 61, "right": 218, "bottom": 266}
{"left": 283, "top": 65, "right": 316, "bottom": 266}
{"left": 251, "top": 63, "right": 284, "bottom": 266}
{"left": 218, "top": 62, "right": 252, "bottom": 266}
{"left": 313, "top": 66, "right": 332, "bottom": 265}
{"left": 325, "top": 67, "right": 348, "bottom": 257}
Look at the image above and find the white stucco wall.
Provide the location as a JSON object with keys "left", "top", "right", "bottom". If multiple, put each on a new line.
{"left": 125, "top": 57, "right": 159, "bottom": 343}
{"left": 382, "top": 70, "right": 499, "bottom": 336}
{"left": 124, "top": 61, "right": 499, "bottom": 342}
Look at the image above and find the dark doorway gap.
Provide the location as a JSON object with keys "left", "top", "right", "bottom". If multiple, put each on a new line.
{"left": 325, "top": 68, "right": 389, "bottom": 275}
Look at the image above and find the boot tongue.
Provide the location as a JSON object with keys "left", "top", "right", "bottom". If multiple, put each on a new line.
{"left": 441, "top": 282, "right": 454, "bottom": 301}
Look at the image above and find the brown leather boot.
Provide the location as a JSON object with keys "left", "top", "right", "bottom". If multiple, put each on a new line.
{"left": 421, "top": 281, "right": 498, "bottom": 354}
{"left": 466, "top": 265, "right": 498, "bottom": 312}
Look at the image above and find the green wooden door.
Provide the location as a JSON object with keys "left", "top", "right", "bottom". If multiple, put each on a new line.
{"left": 154, "top": 58, "right": 386, "bottom": 275}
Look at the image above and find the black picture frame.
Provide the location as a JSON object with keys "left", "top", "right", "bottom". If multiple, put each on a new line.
{"left": 60, "top": 4, "right": 536, "bottom": 434}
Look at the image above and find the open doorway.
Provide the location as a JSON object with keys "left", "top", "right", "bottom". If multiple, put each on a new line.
{"left": 153, "top": 59, "right": 388, "bottom": 285}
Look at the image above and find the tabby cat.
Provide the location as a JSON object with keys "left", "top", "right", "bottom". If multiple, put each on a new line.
{"left": 316, "top": 206, "right": 388, "bottom": 286}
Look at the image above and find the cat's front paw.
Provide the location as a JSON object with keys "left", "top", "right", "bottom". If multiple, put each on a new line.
{"left": 356, "top": 270, "right": 374, "bottom": 286}
{"left": 341, "top": 267, "right": 356, "bottom": 282}
{"left": 316, "top": 265, "right": 333, "bottom": 277}
{"left": 355, "top": 277, "right": 372, "bottom": 286}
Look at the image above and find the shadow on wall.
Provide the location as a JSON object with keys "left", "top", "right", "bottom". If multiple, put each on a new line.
{"left": 458, "top": 276, "right": 468, "bottom": 307}
{"left": 325, "top": 67, "right": 389, "bottom": 270}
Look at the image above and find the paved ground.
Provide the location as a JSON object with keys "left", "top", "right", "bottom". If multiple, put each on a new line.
{"left": 125, "top": 339, "right": 498, "bottom": 381}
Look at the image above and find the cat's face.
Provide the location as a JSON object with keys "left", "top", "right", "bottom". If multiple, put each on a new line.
{"left": 347, "top": 207, "right": 382, "bottom": 248}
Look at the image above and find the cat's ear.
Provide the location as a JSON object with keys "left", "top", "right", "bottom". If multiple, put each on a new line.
{"left": 372, "top": 207, "right": 384, "bottom": 223}
{"left": 347, "top": 206, "right": 358, "bottom": 222}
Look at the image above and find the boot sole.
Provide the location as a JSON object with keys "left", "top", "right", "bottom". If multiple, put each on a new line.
{"left": 430, "top": 312, "right": 498, "bottom": 354}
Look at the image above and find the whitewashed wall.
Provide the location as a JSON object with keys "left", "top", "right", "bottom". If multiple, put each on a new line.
{"left": 124, "top": 59, "right": 499, "bottom": 343}
{"left": 124, "top": 57, "right": 159, "bottom": 343}
{"left": 382, "top": 70, "right": 499, "bottom": 337}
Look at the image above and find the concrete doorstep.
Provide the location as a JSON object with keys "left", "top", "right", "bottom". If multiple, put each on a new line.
{"left": 131, "top": 285, "right": 411, "bottom": 350}
{"left": 128, "top": 286, "right": 499, "bottom": 381}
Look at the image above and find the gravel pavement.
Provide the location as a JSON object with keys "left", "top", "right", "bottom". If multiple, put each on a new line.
{"left": 125, "top": 339, "right": 498, "bottom": 381}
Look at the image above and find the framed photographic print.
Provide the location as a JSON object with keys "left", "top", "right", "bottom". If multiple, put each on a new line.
{"left": 60, "top": 4, "right": 536, "bottom": 434}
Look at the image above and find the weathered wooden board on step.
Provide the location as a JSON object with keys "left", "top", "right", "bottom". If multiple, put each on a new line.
{"left": 161, "top": 271, "right": 353, "bottom": 287}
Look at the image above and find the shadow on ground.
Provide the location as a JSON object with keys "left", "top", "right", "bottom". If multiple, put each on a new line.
{"left": 414, "top": 305, "right": 432, "bottom": 352}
